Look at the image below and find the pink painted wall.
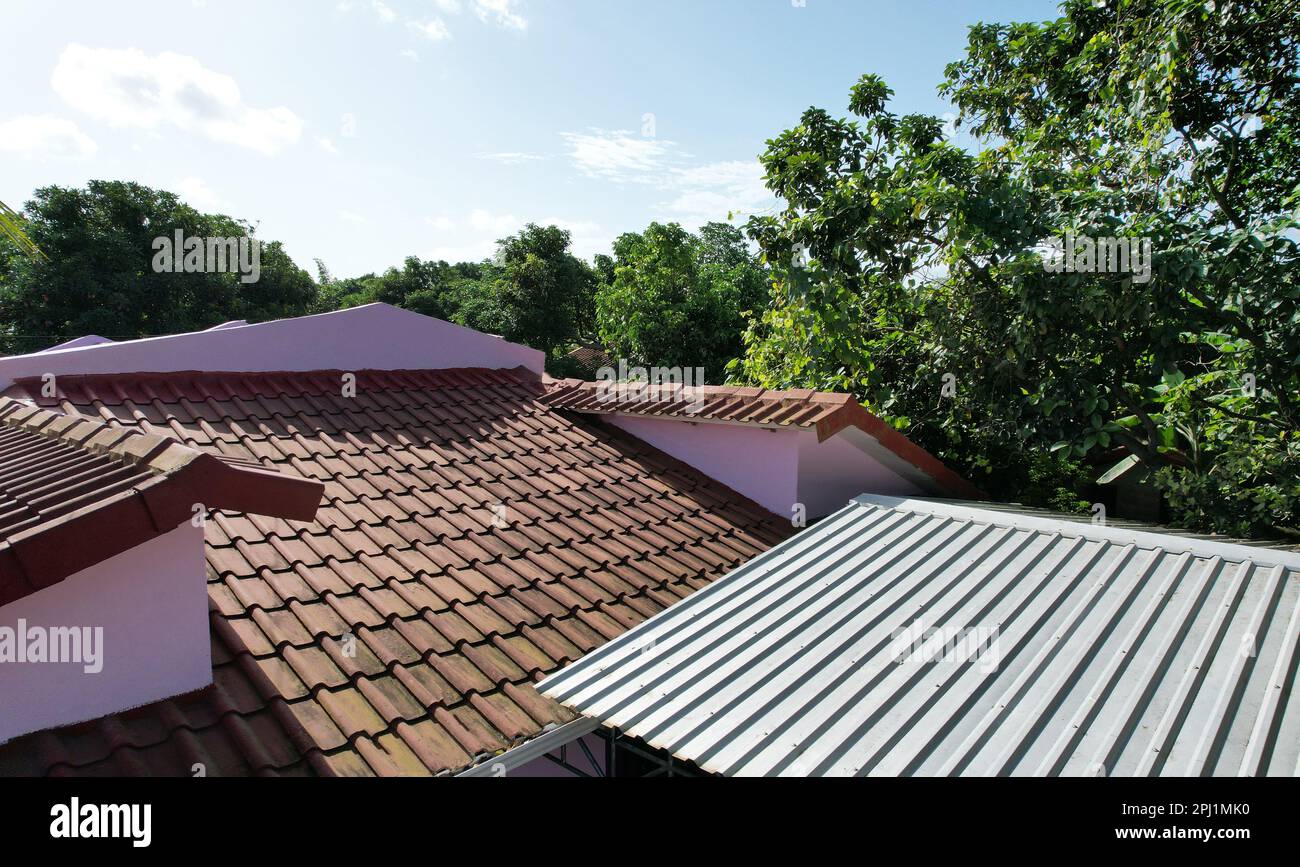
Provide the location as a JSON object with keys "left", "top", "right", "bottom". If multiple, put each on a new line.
{"left": 796, "top": 429, "right": 923, "bottom": 517}
{"left": 608, "top": 416, "right": 926, "bottom": 521}
{"left": 0, "top": 303, "right": 545, "bottom": 388}
{"left": 0, "top": 523, "right": 210, "bottom": 744}
{"left": 609, "top": 415, "right": 800, "bottom": 519}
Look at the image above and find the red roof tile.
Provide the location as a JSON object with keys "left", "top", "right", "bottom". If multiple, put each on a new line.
{"left": 0, "top": 368, "right": 793, "bottom": 776}
{"left": 0, "top": 399, "right": 323, "bottom": 607}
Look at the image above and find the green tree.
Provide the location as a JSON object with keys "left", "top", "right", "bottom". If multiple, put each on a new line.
{"left": 596, "top": 221, "right": 767, "bottom": 382}
{"left": 592, "top": 253, "right": 616, "bottom": 291}
{"left": 490, "top": 223, "right": 595, "bottom": 356}
{"left": 444, "top": 272, "right": 508, "bottom": 336}
{"left": 0, "top": 181, "right": 316, "bottom": 352}
{"left": 312, "top": 255, "right": 478, "bottom": 320}
{"left": 739, "top": 0, "right": 1300, "bottom": 537}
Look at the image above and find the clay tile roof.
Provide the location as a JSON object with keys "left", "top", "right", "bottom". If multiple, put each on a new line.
{"left": 541, "top": 379, "right": 870, "bottom": 434}
{"left": 563, "top": 345, "right": 614, "bottom": 377}
{"left": 0, "top": 368, "right": 794, "bottom": 776}
{"left": 541, "top": 379, "right": 981, "bottom": 499}
{"left": 0, "top": 398, "right": 324, "bottom": 607}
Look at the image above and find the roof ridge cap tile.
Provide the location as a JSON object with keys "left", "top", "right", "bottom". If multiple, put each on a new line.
{"left": 0, "top": 397, "right": 202, "bottom": 475}
{"left": 0, "top": 397, "right": 203, "bottom": 476}
{"left": 537, "top": 382, "right": 980, "bottom": 496}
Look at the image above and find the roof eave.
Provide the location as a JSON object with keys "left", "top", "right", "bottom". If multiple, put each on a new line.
{"left": 544, "top": 388, "right": 983, "bottom": 500}
{"left": 0, "top": 401, "right": 324, "bottom": 606}
{"left": 817, "top": 406, "right": 984, "bottom": 499}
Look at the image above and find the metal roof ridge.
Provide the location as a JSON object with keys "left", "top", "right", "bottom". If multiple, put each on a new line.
{"left": 854, "top": 495, "right": 1300, "bottom": 572}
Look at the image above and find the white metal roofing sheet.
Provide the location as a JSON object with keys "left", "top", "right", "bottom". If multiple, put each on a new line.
{"left": 538, "top": 496, "right": 1300, "bottom": 776}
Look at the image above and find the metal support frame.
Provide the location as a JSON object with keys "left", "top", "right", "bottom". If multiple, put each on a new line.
{"left": 592, "top": 725, "right": 705, "bottom": 778}
{"left": 459, "top": 717, "right": 709, "bottom": 778}
{"left": 539, "top": 736, "right": 607, "bottom": 777}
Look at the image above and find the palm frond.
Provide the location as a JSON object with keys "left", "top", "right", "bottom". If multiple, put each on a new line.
{"left": 0, "top": 199, "right": 48, "bottom": 262}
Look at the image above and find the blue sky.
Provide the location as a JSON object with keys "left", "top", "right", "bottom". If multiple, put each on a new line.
{"left": 0, "top": 0, "right": 1061, "bottom": 277}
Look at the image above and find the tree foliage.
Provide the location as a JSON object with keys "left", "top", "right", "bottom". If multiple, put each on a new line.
{"left": 0, "top": 181, "right": 315, "bottom": 352}
{"left": 491, "top": 223, "right": 597, "bottom": 355}
{"left": 739, "top": 0, "right": 1300, "bottom": 537}
{"left": 596, "top": 221, "right": 767, "bottom": 382}
{"left": 312, "top": 256, "right": 486, "bottom": 321}
{"left": 314, "top": 224, "right": 595, "bottom": 363}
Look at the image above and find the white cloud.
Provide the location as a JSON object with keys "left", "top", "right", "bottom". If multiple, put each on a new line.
{"left": 342, "top": 0, "right": 522, "bottom": 56}
{"left": 663, "top": 159, "right": 775, "bottom": 224}
{"left": 473, "top": 0, "right": 527, "bottom": 30}
{"left": 340, "top": 0, "right": 523, "bottom": 54}
{"left": 476, "top": 151, "right": 545, "bottom": 165}
{"left": 337, "top": 0, "right": 397, "bottom": 24}
{"left": 469, "top": 208, "right": 521, "bottom": 233}
{"left": 671, "top": 160, "right": 764, "bottom": 192}
{"left": 428, "top": 239, "right": 498, "bottom": 262}
{"left": 338, "top": 210, "right": 367, "bottom": 223}
{"left": 941, "top": 111, "right": 959, "bottom": 143}
{"left": 0, "top": 114, "right": 97, "bottom": 158}
{"left": 400, "top": 48, "right": 420, "bottom": 62}
{"left": 51, "top": 44, "right": 302, "bottom": 155}
{"left": 559, "top": 129, "right": 675, "bottom": 182}
{"left": 541, "top": 217, "right": 609, "bottom": 259}
{"left": 558, "top": 128, "right": 777, "bottom": 226}
{"left": 567, "top": 235, "right": 614, "bottom": 260}
{"left": 425, "top": 210, "right": 609, "bottom": 263}
{"left": 540, "top": 217, "right": 602, "bottom": 236}
{"left": 318, "top": 136, "right": 340, "bottom": 155}
{"left": 173, "top": 176, "right": 228, "bottom": 212}
{"left": 409, "top": 17, "right": 452, "bottom": 41}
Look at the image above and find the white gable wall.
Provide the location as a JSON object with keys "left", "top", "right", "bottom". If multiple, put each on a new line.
{"left": 0, "top": 523, "right": 210, "bottom": 745}
{"left": 603, "top": 414, "right": 925, "bottom": 521}
{"left": 0, "top": 303, "right": 545, "bottom": 389}
{"left": 607, "top": 415, "right": 802, "bottom": 519}
{"left": 796, "top": 429, "right": 924, "bottom": 517}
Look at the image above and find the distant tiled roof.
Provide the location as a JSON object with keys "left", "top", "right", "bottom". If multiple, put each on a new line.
{"left": 542, "top": 380, "right": 981, "bottom": 499}
{"left": 562, "top": 345, "right": 614, "bottom": 377}
{"left": 544, "top": 380, "right": 852, "bottom": 431}
{"left": 0, "top": 399, "right": 322, "bottom": 607}
{"left": 0, "top": 369, "right": 792, "bottom": 776}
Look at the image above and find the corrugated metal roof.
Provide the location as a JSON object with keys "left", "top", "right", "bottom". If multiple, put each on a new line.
{"left": 538, "top": 495, "right": 1300, "bottom": 776}
{"left": 926, "top": 497, "right": 1300, "bottom": 553}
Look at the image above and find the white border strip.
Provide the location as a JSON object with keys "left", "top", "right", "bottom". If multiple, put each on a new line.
{"left": 456, "top": 717, "right": 602, "bottom": 777}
